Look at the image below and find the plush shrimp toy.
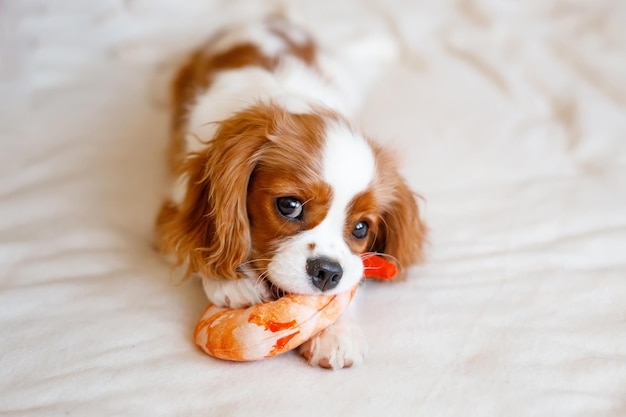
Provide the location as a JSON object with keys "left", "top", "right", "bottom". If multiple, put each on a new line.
{"left": 194, "top": 254, "right": 397, "bottom": 361}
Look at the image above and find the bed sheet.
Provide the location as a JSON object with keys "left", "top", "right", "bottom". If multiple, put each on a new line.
{"left": 1, "top": 1, "right": 626, "bottom": 416}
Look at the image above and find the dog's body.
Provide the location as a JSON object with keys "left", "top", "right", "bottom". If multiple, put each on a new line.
{"left": 156, "top": 17, "right": 425, "bottom": 369}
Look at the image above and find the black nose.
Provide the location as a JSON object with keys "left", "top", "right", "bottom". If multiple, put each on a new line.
{"left": 306, "top": 257, "right": 343, "bottom": 292}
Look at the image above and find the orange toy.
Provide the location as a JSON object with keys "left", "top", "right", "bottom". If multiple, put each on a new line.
{"left": 194, "top": 254, "right": 396, "bottom": 361}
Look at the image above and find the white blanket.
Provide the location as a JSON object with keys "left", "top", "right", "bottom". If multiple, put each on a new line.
{"left": 2, "top": 1, "right": 625, "bottom": 416}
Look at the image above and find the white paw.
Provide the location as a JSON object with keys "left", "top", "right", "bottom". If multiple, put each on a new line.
{"left": 299, "top": 320, "right": 368, "bottom": 370}
{"left": 202, "top": 276, "right": 270, "bottom": 308}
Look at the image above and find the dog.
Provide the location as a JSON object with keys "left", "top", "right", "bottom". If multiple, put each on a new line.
{"left": 156, "top": 17, "right": 426, "bottom": 369}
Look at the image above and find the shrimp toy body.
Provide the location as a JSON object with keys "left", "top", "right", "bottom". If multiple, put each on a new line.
{"left": 194, "top": 255, "right": 396, "bottom": 362}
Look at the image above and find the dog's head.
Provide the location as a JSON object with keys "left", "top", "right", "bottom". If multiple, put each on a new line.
{"left": 157, "top": 103, "right": 425, "bottom": 296}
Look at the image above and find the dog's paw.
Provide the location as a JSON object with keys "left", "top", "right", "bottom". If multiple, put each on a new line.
{"left": 201, "top": 276, "right": 270, "bottom": 308}
{"left": 299, "top": 319, "right": 368, "bottom": 370}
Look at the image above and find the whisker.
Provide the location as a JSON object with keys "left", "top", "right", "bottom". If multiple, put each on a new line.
{"left": 237, "top": 258, "right": 273, "bottom": 268}
{"left": 361, "top": 251, "right": 404, "bottom": 274}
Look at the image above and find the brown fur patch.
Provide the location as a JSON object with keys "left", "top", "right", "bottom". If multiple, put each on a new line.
{"left": 368, "top": 143, "right": 427, "bottom": 275}
{"left": 245, "top": 111, "right": 331, "bottom": 276}
{"left": 156, "top": 103, "right": 333, "bottom": 280}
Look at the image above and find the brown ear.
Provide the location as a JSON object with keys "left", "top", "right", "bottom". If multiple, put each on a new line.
{"left": 371, "top": 150, "right": 427, "bottom": 277}
{"left": 156, "top": 107, "right": 272, "bottom": 280}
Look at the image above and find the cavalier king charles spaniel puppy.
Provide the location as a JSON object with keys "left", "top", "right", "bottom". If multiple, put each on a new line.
{"left": 156, "top": 17, "right": 426, "bottom": 369}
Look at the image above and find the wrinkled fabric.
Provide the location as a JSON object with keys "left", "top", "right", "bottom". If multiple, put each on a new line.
{"left": 1, "top": 1, "right": 625, "bottom": 416}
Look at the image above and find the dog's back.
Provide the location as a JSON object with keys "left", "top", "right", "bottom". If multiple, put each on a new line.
{"left": 168, "top": 18, "right": 328, "bottom": 170}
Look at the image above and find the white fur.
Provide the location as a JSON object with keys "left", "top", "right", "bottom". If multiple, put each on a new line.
{"left": 266, "top": 120, "right": 376, "bottom": 295}
{"left": 208, "top": 19, "right": 309, "bottom": 60}
{"left": 321, "top": 120, "right": 376, "bottom": 192}
{"left": 202, "top": 276, "right": 270, "bottom": 309}
{"left": 210, "top": 22, "right": 288, "bottom": 58}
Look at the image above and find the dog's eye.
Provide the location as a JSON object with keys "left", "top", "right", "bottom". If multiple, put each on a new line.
{"left": 276, "top": 197, "right": 303, "bottom": 220}
{"left": 352, "top": 221, "right": 369, "bottom": 240}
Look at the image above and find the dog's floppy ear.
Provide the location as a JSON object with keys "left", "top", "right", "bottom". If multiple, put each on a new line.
{"left": 156, "top": 106, "right": 273, "bottom": 280}
{"left": 371, "top": 148, "right": 427, "bottom": 277}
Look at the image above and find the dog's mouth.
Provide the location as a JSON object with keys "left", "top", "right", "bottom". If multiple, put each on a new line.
{"left": 262, "top": 277, "right": 289, "bottom": 300}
